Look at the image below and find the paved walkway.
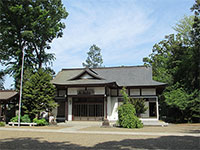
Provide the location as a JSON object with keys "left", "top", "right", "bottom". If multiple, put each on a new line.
{"left": 0, "top": 126, "right": 199, "bottom": 137}
{"left": 58, "top": 121, "right": 102, "bottom": 131}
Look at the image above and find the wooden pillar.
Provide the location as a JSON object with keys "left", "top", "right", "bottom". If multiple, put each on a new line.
{"left": 105, "top": 97, "right": 107, "bottom": 119}
{"left": 0, "top": 103, "right": 2, "bottom": 121}
{"left": 65, "top": 100, "right": 68, "bottom": 121}
{"left": 4, "top": 103, "right": 7, "bottom": 122}
{"left": 156, "top": 96, "right": 159, "bottom": 120}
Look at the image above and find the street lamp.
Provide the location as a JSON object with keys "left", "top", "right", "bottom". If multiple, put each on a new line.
{"left": 18, "top": 48, "right": 25, "bottom": 127}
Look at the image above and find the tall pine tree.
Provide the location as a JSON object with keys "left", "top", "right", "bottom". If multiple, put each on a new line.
{"left": 82, "top": 44, "right": 103, "bottom": 68}
{"left": 22, "top": 69, "right": 57, "bottom": 119}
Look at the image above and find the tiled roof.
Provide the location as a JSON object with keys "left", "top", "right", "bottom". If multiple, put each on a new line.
{"left": 52, "top": 66, "right": 166, "bottom": 87}
{"left": 0, "top": 90, "right": 18, "bottom": 101}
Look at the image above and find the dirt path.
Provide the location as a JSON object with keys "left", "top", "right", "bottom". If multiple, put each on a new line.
{"left": 0, "top": 130, "right": 199, "bottom": 149}
{"left": 0, "top": 123, "right": 199, "bottom": 149}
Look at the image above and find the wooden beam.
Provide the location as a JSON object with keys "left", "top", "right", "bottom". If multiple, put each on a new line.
{"left": 4, "top": 104, "right": 7, "bottom": 122}
{"left": 0, "top": 104, "right": 2, "bottom": 121}
{"left": 105, "top": 97, "right": 107, "bottom": 119}
{"left": 65, "top": 100, "right": 68, "bottom": 121}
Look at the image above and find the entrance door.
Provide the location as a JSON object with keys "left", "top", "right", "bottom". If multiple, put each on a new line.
{"left": 73, "top": 98, "right": 104, "bottom": 121}
{"left": 149, "top": 102, "right": 157, "bottom": 117}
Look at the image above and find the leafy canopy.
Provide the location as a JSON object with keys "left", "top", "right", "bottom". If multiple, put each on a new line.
{"left": 143, "top": 1, "right": 200, "bottom": 123}
{"left": 0, "top": 0, "right": 68, "bottom": 88}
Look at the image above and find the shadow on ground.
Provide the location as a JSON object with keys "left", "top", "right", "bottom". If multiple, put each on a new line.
{"left": 0, "top": 136, "right": 199, "bottom": 150}
{"left": 187, "top": 129, "right": 200, "bottom": 134}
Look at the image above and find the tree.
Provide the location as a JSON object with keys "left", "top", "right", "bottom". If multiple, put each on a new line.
{"left": 0, "top": 0, "right": 68, "bottom": 88}
{"left": 118, "top": 87, "right": 143, "bottom": 128}
{"left": 130, "top": 98, "right": 147, "bottom": 117}
{"left": 22, "top": 69, "right": 57, "bottom": 119}
{"left": 191, "top": 0, "right": 200, "bottom": 91}
{"left": 173, "top": 15, "right": 194, "bottom": 41}
{"left": 143, "top": 10, "right": 200, "bottom": 122}
{"left": 82, "top": 44, "right": 103, "bottom": 68}
{"left": 119, "top": 87, "right": 147, "bottom": 117}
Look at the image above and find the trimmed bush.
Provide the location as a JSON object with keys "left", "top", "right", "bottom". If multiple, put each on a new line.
{"left": 21, "top": 115, "right": 31, "bottom": 123}
{"left": 33, "top": 118, "right": 48, "bottom": 126}
{"left": 118, "top": 103, "right": 143, "bottom": 128}
{"left": 10, "top": 116, "right": 19, "bottom": 122}
{"left": 118, "top": 87, "right": 143, "bottom": 128}
{"left": 10, "top": 115, "right": 31, "bottom": 123}
{"left": 0, "top": 121, "right": 5, "bottom": 127}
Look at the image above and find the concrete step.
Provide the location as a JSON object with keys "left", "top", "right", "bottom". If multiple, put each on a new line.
{"left": 141, "top": 120, "right": 168, "bottom": 126}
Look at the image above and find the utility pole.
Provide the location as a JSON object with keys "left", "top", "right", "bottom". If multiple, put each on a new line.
{"left": 18, "top": 48, "right": 25, "bottom": 127}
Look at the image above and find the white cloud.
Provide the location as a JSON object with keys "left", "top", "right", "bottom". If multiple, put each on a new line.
{"left": 3, "top": 0, "right": 194, "bottom": 88}
{"left": 50, "top": 0, "right": 157, "bottom": 72}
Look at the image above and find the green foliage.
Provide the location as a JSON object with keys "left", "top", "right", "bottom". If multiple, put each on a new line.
{"left": 10, "top": 114, "right": 31, "bottom": 123}
{"left": 120, "top": 87, "right": 147, "bottom": 117}
{"left": 120, "top": 87, "right": 130, "bottom": 104}
{"left": 118, "top": 103, "right": 143, "bottom": 128}
{"left": 143, "top": 3, "right": 200, "bottom": 123}
{"left": 118, "top": 87, "right": 143, "bottom": 128}
{"left": 82, "top": 44, "right": 103, "bottom": 68}
{"left": 33, "top": 118, "right": 48, "bottom": 126}
{"left": 21, "top": 114, "right": 31, "bottom": 123}
{"left": 0, "top": 0, "right": 68, "bottom": 88}
{"left": 22, "top": 69, "right": 57, "bottom": 119}
{"left": 10, "top": 116, "right": 19, "bottom": 122}
{"left": 130, "top": 98, "right": 148, "bottom": 117}
{"left": 0, "top": 122, "right": 5, "bottom": 127}
{"left": 173, "top": 15, "right": 194, "bottom": 41}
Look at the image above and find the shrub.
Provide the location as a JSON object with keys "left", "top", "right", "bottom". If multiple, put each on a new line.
{"left": 33, "top": 118, "right": 48, "bottom": 126}
{"left": 118, "top": 103, "right": 143, "bottom": 128}
{"left": 130, "top": 98, "right": 148, "bottom": 117}
{"left": 118, "top": 87, "right": 143, "bottom": 128}
{"left": 0, "top": 121, "right": 5, "bottom": 127}
{"left": 10, "top": 115, "right": 31, "bottom": 123}
{"left": 21, "top": 115, "right": 31, "bottom": 123}
{"left": 10, "top": 116, "right": 19, "bottom": 122}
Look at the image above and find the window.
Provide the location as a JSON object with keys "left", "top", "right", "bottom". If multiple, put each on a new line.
{"left": 58, "top": 90, "right": 66, "bottom": 97}
{"left": 110, "top": 89, "right": 117, "bottom": 96}
{"left": 130, "top": 89, "right": 140, "bottom": 96}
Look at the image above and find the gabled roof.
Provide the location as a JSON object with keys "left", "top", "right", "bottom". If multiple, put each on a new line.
{"left": 52, "top": 66, "right": 166, "bottom": 87}
{"left": 69, "top": 68, "right": 104, "bottom": 80}
{"left": 0, "top": 90, "right": 18, "bottom": 101}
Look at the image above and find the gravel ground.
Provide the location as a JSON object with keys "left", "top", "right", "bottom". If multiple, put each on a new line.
{"left": 0, "top": 124, "right": 199, "bottom": 150}
{"left": 80, "top": 123, "right": 200, "bottom": 134}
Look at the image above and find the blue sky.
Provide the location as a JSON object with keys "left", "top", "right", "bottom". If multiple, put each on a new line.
{"left": 3, "top": 0, "right": 194, "bottom": 89}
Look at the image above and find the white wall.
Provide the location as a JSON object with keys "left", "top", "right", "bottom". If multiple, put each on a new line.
{"left": 107, "top": 97, "right": 118, "bottom": 121}
{"left": 141, "top": 88, "right": 156, "bottom": 95}
{"left": 93, "top": 87, "right": 105, "bottom": 95}
{"left": 130, "top": 89, "right": 140, "bottom": 95}
{"left": 107, "top": 96, "right": 111, "bottom": 119}
{"left": 68, "top": 87, "right": 105, "bottom": 95}
{"left": 68, "top": 97, "right": 72, "bottom": 121}
{"left": 68, "top": 88, "right": 84, "bottom": 95}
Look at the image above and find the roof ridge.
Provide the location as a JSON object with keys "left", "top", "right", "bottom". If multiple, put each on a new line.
{"left": 61, "top": 65, "right": 146, "bottom": 71}
{"left": 0, "top": 90, "right": 17, "bottom": 92}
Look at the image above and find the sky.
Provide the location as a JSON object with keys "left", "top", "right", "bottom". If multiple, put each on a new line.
{"left": 3, "top": 0, "right": 194, "bottom": 89}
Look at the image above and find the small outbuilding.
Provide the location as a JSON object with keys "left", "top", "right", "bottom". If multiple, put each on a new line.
{"left": 0, "top": 90, "right": 18, "bottom": 122}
